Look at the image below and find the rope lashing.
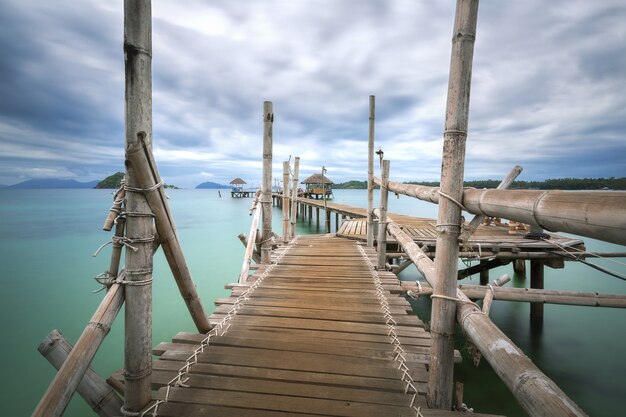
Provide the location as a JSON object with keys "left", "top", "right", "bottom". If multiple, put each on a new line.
{"left": 357, "top": 244, "right": 423, "bottom": 414}
{"left": 124, "top": 180, "right": 164, "bottom": 194}
{"left": 437, "top": 189, "right": 468, "bottom": 212}
{"left": 140, "top": 237, "right": 299, "bottom": 417}
{"left": 92, "top": 235, "right": 155, "bottom": 257}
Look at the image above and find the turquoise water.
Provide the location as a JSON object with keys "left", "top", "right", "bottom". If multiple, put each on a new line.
{"left": 0, "top": 189, "right": 624, "bottom": 416}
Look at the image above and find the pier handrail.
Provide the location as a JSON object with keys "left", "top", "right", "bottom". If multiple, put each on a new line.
{"left": 373, "top": 177, "right": 626, "bottom": 246}
{"left": 240, "top": 193, "right": 262, "bottom": 283}
{"left": 372, "top": 207, "right": 587, "bottom": 416}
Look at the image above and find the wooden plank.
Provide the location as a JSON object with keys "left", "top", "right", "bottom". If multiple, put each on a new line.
{"left": 214, "top": 297, "right": 412, "bottom": 314}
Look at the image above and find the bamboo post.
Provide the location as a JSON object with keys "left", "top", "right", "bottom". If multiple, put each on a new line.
{"left": 261, "top": 101, "right": 273, "bottom": 263}
{"left": 38, "top": 330, "right": 123, "bottom": 417}
{"left": 377, "top": 215, "right": 586, "bottom": 415}
{"left": 122, "top": 0, "right": 153, "bottom": 412}
{"left": 282, "top": 161, "right": 290, "bottom": 242}
{"left": 239, "top": 202, "right": 262, "bottom": 283}
{"left": 367, "top": 95, "right": 375, "bottom": 247}
{"left": 102, "top": 180, "right": 126, "bottom": 231}
{"left": 237, "top": 233, "right": 261, "bottom": 263}
{"left": 316, "top": 207, "right": 320, "bottom": 229}
{"left": 479, "top": 262, "right": 489, "bottom": 285}
{"left": 377, "top": 160, "right": 390, "bottom": 270}
{"left": 289, "top": 157, "right": 300, "bottom": 239}
{"left": 429, "top": 0, "right": 479, "bottom": 408}
{"left": 308, "top": 205, "right": 312, "bottom": 225}
{"left": 322, "top": 166, "right": 330, "bottom": 233}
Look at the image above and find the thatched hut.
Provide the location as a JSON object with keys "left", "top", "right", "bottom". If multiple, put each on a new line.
{"left": 302, "top": 173, "right": 334, "bottom": 199}
{"left": 229, "top": 178, "right": 249, "bottom": 197}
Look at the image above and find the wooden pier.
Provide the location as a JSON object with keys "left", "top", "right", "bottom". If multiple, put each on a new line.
{"left": 111, "top": 235, "right": 498, "bottom": 417}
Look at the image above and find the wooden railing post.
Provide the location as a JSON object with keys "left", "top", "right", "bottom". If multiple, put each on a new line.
{"left": 429, "top": 0, "right": 479, "bottom": 409}
{"left": 261, "top": 101, "right": 274, "bottom": 263}
{"left": 282, "top": 161, "right": 290, "bottom": 242}
{"left": 377, "top": 160, "right": 390, "bottom": 270}
{"left": 367, "top": 95, "right": 375, "bottom": 247}
{"left": 290, "top": 156, "right": 300, "bottom": 239}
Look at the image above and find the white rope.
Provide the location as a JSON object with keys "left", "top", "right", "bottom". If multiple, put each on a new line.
{"left": 141, "top": 236, "right": 299, "bottom": 417}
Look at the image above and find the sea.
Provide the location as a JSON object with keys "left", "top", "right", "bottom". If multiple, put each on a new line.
{"left": 0, "top": 188, "right": 624, "bottom": 417}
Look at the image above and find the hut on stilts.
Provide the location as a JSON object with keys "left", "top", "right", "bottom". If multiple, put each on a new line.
{"left": 302, "top": 173, "right": 334, "bottom": 199}
{"left": 229, "top": 178, "right": 251, "bottom": 197}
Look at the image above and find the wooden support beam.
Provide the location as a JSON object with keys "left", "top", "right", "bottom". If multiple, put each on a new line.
{"left": 289, "top": 157, "right": 300, "bottom": 240}
{"left": 374, "top": 210, "right": 586, "bottom": 416}
{"left": 237, "top": 233, "right": 261, "bottom": 264}
{"left": 428, "top": 0, "right": 479, "bottom": 408}
{"left": 458, "top": 258, "right": 508, "bottom": 280}
{"left": 239, "top": 200, "right": 262, "bottom": 283}
{"left": 282, "top": 161, "right": 290, "bottom": 242}
{"left": 530, "top": 260, "right": 545, "bottom": 321}
{"left": 377, "top": 160, "right": 390, "bottom": 270}
{"left": 38, "top": 330, "right": 123, "bottom": 417}
{"left": 367, "top": 95, "right": 375, "bottom": 247}
{"left": 261, "top": 101, "right": 274, "bottom": 263}
{"left": 32, "top": 283, "right": 125, "bottom": 417}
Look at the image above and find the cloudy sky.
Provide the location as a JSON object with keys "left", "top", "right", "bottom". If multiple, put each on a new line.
{"left": 0, "top": 0, "right": 624, "bottom": 188}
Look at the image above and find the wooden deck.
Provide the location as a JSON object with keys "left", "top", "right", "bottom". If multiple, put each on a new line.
{"left": 120, "top": 235, "right": 502, "bottom": 417}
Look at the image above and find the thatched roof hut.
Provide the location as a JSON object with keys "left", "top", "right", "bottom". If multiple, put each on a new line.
{"left": 229, "top": 178, "right": 247, "bottom": 185}
{"left": 302, "top": 174, "right": 333, "bottom": 185}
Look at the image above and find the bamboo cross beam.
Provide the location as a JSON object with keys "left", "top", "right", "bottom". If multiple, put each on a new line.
{"left": 38, "top": 330, "right": 123, "bottom": 417}
{"left": 239, "top": 202, "right": 262, "bottom": 283}
{"left": 373, "top": 208, "right": 586, "bottom": 416}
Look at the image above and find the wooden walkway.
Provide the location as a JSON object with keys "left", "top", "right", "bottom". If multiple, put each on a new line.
{"left": 122, "top": 235, "right": 501, "bottom": 417}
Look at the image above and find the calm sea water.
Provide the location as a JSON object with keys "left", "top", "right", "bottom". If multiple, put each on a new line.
{"left": 0, "top": 189, "right": 624, "bottom": 416}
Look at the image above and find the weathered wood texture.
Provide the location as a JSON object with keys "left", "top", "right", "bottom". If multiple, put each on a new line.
{"left": 282, "top": 160, "right": 290, "bottom": 242}
{"left": 367, "top": 95, "right": 375, "bottom": 247}
{"left": 289, "top": 156, "right": 300, "bottom": 239}
{"left": 239, "top": 200, "right": 262, "bottom": 283}
{"left": 377, "top": 211, "right": 587, "bottom": 416}
{"left": 377, "top": 160, "right": 390, "bottom": 269}
{"left": 133, "top": 236, "right": 499, "bottom": 417}
{"left": 32, "top": 283, "right": 124, "bottom": 417}
{"left": 38, "top": 330, "right": 123, "bottom": 417}
{"left": 261, "top": 101, "right": 273, "bottom": 263}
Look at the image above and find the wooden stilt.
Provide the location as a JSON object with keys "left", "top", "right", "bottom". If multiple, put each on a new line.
{"left": 429, "top": 0, "right": 479, "bottom": 408}
{"left": 289, "top": 157, "right": 300, "bottom": 239}
{"left": 514, "top": 259, "right": 526, "bottom": 276}
{"left": 479, "top": 263, "right": 489, "bottom": 285}
{"left": 376, "top": 160, "right": 390, "bottom": 270}
{"left": 308, "top": 205, "right": 312, "bottom": 225}
{"left": 530, "top": 260, "right": 545, "bottom": 321}
{"left": 282, "top": 161, "right": 290, "bottom": 242}
{"left": 367, "top": 95, "right": 375, "bottom": 247}
{"left": 261, "top": 101, "right": 273, "bottom": 263}
{"left": 38, "top": 330, "right": 123, "bottom": 417}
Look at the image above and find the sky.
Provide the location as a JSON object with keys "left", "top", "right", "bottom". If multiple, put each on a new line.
{"left": 0, "top": 0, "right": 624, "bottom": 188}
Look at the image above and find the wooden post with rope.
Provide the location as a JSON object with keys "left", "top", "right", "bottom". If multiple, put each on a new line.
{"left": 428, "top": 0, "right": 479, "bottom": 409}
{"left": 367, "top": 95, "right": 375, "bottom": 247}
{"left": 290, "top": 156, "right": 300, "bottom": 239}
{"left": 261, "top": 101, "right": 273, "bottom": 263}
{"left": 377, "top": 160, "right": 390, "bottom": 270}
{"left": 282, "top": 161, "right": 290, "bottom": 242}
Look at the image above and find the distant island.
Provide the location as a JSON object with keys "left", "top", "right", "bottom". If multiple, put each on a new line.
{"left": 195, "top": 181, "right": 230, "bottom": 189}
{"left": 334, "top": 177, "right": 626, "bottom": 190}
{"left": 96, "top": 172, "right": 179, "bottom": 189}
{"left": 5, "top": 178, "right": 99, "bottom": 189}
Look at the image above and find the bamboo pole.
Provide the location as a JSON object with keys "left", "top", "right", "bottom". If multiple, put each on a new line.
{"left": 374, "top": 210, "right": 586, "bottom": 416}
{"left": 102, "top": 180, "right": 126, "bottom": 231}
{"left": 122, "top": 0, "right": 153, "bottom": 412}
{"left": 428, "top": 0, "right": 479, "bottom": 408}
{"left": 377, "top": 160, "right": 390, "bottom": 269}
{"left": 261, "top": 101, "right": 273, "bottom": 263}
{"left": 237, "top": 233, "right": 261, "bottom": 263}
{"left": 402, "top": 281, "right": 626, "bottom": 308}
{"left": 375, "top": 177, "right": 626, "bottom": 246}
{"left": 38, "top": 330, "right": 123, "bottom": 417}
{"left": 282, "top": 161, "right": 290, "bottom": 242}
{"left": 239, "top": 202, "right": 262, "bottom": 283}
{"left": 32, "top": 281, "right": 124, "bottom": 417}
{"left": 367, "top": 95, "right": 375, "bottom": 247}
{"left": 322, "top": 166, "right": 330, "bottom": 233}
{"left": 290, "top": 157, "right": 300, "bottom": 239}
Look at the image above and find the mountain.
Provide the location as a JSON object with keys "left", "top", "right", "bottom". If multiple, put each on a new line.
{"left": 196, "top": 181, "right": 230, "bottom": 189}
{"left": 96, "top": 172, "right": 124, "bottom": 189}
{"left": 8, "top": 178, "right": 99, "bottom": 189}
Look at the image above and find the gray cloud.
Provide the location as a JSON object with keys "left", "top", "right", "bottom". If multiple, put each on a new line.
{"left": 0, "top": 0, "right": 624, "bottom": 187}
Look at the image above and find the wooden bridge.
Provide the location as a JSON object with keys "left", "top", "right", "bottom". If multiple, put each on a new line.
{"left": 109, "top": 234, "right": 495, "bottom": 417}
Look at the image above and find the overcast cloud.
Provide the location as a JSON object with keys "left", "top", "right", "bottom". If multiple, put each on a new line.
{"left": 0, "top": 0, "right": 624, "bottom": 187}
